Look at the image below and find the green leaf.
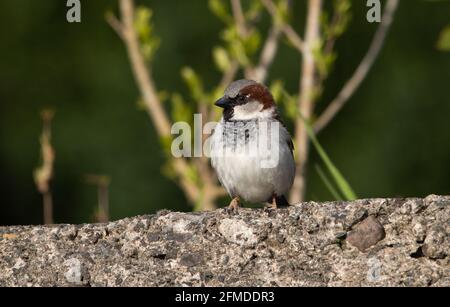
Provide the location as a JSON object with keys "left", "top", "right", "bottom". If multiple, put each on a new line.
{"left": 437, "top": 25, "right": 450, "bottom": 51}
{"left": 245, "top": 1, "right": 263, "bottom": 21}
{"left": 134, "top": 6, "right": 160, "bottom": 61}
{"left": 222, "top": 27, "right": 251, "bottom": 66}
{"left": 270, "top": 80, "right": 284, "bottom": 103}
{"left": 273, "top": 0, "right": 290, "bottom": 26}
{"left": 181, "top": 67, "right": 206, "bottom": 102}
{"left": 284, "top": 96, "right": 298, "bottom": 121}
{"left": 134, "top": 6, "right": 152, "bottom": 38}
{"left": 313, "top": 41, "right": 337, "bottom": 78}
{"left": 322, "top": 0, "right": 352, "bottom": 38}
{"left": 209, "top": 0, "right": 233, "bottom": 24}
{"left": 299, "top": 112, "right": 357, "bottom": 200}
{"left": 158, "top": 91, "right": 169, "bottom": 103}
{"left": 213, "top": 47, "right": 231, "bottom": 72}
{"left": 277, "top": 87, "right": 297, "bottom": 121}
{"left": 159, "top": 135, "right": 173, "bottom": 156}
{"left": 141, "top": 39, "right": 160, "bottom": 60}
{"left": 170, "top": 93, "right": 193, "bottom": 124}
{"left": 193, "top": 190, "right": 205, "bottom": 212}
{"left": 186, "top": 163, "right": 200, "bottom": 186}
{"left": 243, "top": 30, "right": 262, "bottom": 55}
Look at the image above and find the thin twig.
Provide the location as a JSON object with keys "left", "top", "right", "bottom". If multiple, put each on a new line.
{"left": 43, "top": 192, "right": 53, "bottom": 225}
{"left": 323, "top": 10, "right": 341, "bottom": 56}
{"left": 105, "top": 12, "right": 125, "bottom": 40}
{"left": 282, "top": 25, "right": 305, "bottom": 53}
{"left": 231, "top": 0, "right": 248, "bottom": 37}
{"left": 85, "top": 175, "right": 111, "bottom": 223}
{"left": 261, "top": 0, "right": 304, "bottom": 52}
{"left": 249, "top": 26, "right": 281, "bottom": 83}
{"left": 313, "top": 0, "right": 399, "bottom": 133}
{"left": 119, "top": 0, "right": 171, "bottom": 136}
{"left": 230, "top": 0, "right": 282, "bottom": 83}
{"left": 290, "top": 0, "right": 322, "bottom": 203}
{"left": 115, "top": 0, "right": 200, "bottom": 204}
{"left": 34, "top": 109, "right": 55, "bottom": 224}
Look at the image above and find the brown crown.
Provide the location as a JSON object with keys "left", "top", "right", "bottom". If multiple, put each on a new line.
{"left": 239, "top": 83, "right": 275, "bottom": 110}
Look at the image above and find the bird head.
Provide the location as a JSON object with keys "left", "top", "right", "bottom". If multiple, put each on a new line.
{"left": 215, "top": 79, "right": 276, "bottom": 121}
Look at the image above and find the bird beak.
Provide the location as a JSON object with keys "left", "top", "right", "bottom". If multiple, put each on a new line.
{"left": 214, "top": 97, "right": 230, "bottom": 108}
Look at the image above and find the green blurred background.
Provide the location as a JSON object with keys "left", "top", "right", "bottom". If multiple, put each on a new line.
{"left": 0, "top": 0, "right": 449, "bottom": 225}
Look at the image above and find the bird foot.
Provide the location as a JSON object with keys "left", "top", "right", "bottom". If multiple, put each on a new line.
{"left": 264, "top": 200, "right": 277, "bottom": 210}
{"left": 227, "top": 197, "right": 241, "bottom": 212}
{"left": 265, "top": 195, "right": 290, "bottom": 210}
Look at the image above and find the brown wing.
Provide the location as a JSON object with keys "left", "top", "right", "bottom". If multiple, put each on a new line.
{"left": 274, "top": 112, "right": 295, "bottom": 157}
{"left": 287, "top": 138, "right": 294, "bottom": 156}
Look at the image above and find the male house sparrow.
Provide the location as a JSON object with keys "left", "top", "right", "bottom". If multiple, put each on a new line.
{"left": 210, "top": 79, "right": 296, "bottom": 209}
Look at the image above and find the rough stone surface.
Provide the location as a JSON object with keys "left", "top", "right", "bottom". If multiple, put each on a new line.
{"left": 347, "top": 216, "right": 386, "bottom": 251}
{"left": 0, "top": 195, "right": 449, "bottom": 287}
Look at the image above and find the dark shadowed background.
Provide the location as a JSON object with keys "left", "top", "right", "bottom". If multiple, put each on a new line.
{"left": 1, "top": 0, "right": 449, "bottom": 225}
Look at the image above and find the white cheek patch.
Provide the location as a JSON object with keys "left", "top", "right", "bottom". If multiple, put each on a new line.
{"left": 232, "top": 101, "right": 263, "bottom": 120}
{"left": 232, "top": 102, "right": 276, "bottom": 121}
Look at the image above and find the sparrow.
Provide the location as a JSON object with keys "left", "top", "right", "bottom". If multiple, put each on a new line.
{"left": 210, "top": 79, "right": 296, "bottom": 209}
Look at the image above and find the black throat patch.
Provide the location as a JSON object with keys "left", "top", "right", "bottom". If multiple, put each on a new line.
{"left": 223, "top": 107, "right": 234, "bottom": 122}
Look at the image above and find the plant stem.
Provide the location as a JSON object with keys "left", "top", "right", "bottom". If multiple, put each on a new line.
{"left": 314, "top": 0, "right": 400, "bottom": 134}
{"left": 43, "top": 191, "right": 53, "bottom": 225}
{"left": 117, "top": 0, "right": 200, "bottom": 205}
{"left": 97, "top": 183, "right": 109, "bottom": 223}
{"left": 290, "top": 0, "right": 322, "bottom": 203}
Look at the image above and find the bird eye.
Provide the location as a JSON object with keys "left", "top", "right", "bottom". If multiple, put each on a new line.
{"left": 236, "top": 94, "right": 247, "bottom": 102}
